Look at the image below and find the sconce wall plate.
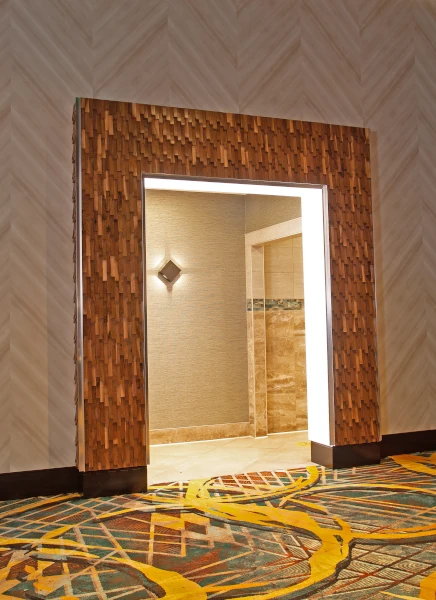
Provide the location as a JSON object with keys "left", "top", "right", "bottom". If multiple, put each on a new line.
{"left": 158, "top": 260, "right": 181, "bottom": 285}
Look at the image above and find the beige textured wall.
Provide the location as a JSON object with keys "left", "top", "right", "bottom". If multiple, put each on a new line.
{"left": 1, "top": 0, "right": 435, "bottom": 473}
{"left": 247, "top": 245, "right": 264, "bottom": 300}
{"left": 145, "top": 190, "right": 248, "bottom": 430}
{"left": 245, "top": 195, "right": 301, "bottom": 233}
{"left": 264, "top": 235, "right": 304, "bottom": 300}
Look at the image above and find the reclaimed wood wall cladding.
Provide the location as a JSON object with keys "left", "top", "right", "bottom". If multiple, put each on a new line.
{"left": 79, "top": 100, "right": 146, "bottom": 472}
{"left": 77, "top": 97, "right": 379, "bottom": 471}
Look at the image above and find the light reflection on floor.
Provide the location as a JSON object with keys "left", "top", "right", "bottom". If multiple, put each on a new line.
{"left": 147, "top": 430, "right": 314, "bottom": 485}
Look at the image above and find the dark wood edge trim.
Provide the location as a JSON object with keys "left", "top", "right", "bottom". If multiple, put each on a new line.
{"left": 380, "top": 429, "right": 436, "bottom": 458}
{"left": 0, "top": 467, "right": 81, "bottom": 501}
{"left": 0, "top": 466, "right": 148, "bottom": 501}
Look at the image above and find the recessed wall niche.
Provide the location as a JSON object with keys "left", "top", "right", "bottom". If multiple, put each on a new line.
{"left": 73, "top": 99, "right": 379, "bottom": 491}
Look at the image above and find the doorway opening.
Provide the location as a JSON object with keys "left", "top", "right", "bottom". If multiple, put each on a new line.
{"left": 246, "top": 219, "right": 306, "bottom": 438}
{"left": 143, "top": 177, "right": 333, "bottom": 484}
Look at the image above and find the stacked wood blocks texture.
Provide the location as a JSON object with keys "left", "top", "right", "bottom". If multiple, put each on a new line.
{"left": 76, "top": 98, "right": 379, "bottom": 471}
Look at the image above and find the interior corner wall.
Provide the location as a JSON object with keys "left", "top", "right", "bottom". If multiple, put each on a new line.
{"left": 264, "top": 236, "right": 304, "bottom": 300}
{"left": 146, "top": 190, "right": 249, "bottom": 430}
{"left": 2, "top": 0, "right": 435, "bottom": 474}
{"left": 245, "top": 195, "right": 301, "bottom": 234}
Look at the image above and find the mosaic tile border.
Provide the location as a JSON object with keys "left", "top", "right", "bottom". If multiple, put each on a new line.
{"left": 248, "top": 299, "right": 305, "bottom": 311}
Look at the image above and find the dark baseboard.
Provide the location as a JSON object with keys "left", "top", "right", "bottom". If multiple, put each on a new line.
{"left": 0, "top": 466, "right": 81, "bottom": 501}
{"left": 3, "top": 429, "right": 434, "bottom": 500}
{"left": 311, "top": 429, "right": 436, "bottom": 469}
{"left": 311, "top": 441, "right": 381, "bottom": 469}
{"left": 82, "top": 466, "right": 147, "bottom": 498}
{"left": 381, "top": 429, "right": 436, "bottom": 458}
{"left": 0, "top": 466, "right": 147, "bottom": 501}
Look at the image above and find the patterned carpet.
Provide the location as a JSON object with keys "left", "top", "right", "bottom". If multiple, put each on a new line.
{"left": 1, "top": 453, "right": 436, "bottom": 599}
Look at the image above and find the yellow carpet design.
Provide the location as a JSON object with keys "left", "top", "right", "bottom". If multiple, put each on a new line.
{"left": 0, "top": 453, "right": 435, "bottom": 599}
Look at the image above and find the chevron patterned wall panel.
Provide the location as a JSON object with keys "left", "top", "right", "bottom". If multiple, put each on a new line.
{"left": 3, "top": 0, "right": 436, "bottom": 475}
{"left": 77, "top": 98, "right": 379, "bottom": 470}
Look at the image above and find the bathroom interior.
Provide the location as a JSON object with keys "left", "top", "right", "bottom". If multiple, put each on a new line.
{"left": 145, "top": 189, "right": 312, "bottom": 484}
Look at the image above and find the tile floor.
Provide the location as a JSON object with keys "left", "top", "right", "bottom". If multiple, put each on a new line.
{"left": 147, "top": 430, "right": 314, "bottom": 484}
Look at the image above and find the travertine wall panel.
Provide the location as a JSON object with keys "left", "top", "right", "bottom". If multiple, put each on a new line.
{"left": 266, "top": 309, "right": 307, "bottom": 434}
{"left": 264, "top": 235, "right": 307, "bottom": 435}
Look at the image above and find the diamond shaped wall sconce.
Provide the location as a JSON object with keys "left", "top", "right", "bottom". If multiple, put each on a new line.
{"left": 158, "top": 259, "right": 181, "bottom": 288}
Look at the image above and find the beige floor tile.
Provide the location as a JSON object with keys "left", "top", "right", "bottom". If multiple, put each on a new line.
{"left": 212, "top": 431, "right": 308, "bottom": 450}
{"left": 148, "top": 430, "right": 311, "bottom": 485}
{"left": 204, "top": 447, "right": 276, "bottom": 461}
{"left": 245, "top": 459, "right": 316, "bottom": 473}
{"left": 149, "top": 445, "right": 212, "bottom": 461}
{"left": 147, "top": 469, "right": 173, "bottom": 485}
{"left": 148, "top": 470, "right": 183, "bottom": 485}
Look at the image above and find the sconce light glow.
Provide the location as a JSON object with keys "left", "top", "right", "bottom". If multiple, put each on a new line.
{"left": 153, "top": 255, "right": 165, "bottom": 270}
{"left": 143, "top": 177, "right": 333, "bottom": 446}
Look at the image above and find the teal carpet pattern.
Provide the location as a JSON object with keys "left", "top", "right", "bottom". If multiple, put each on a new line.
{"left": 0, "top": 452, "right": 435, "bottom": 599}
